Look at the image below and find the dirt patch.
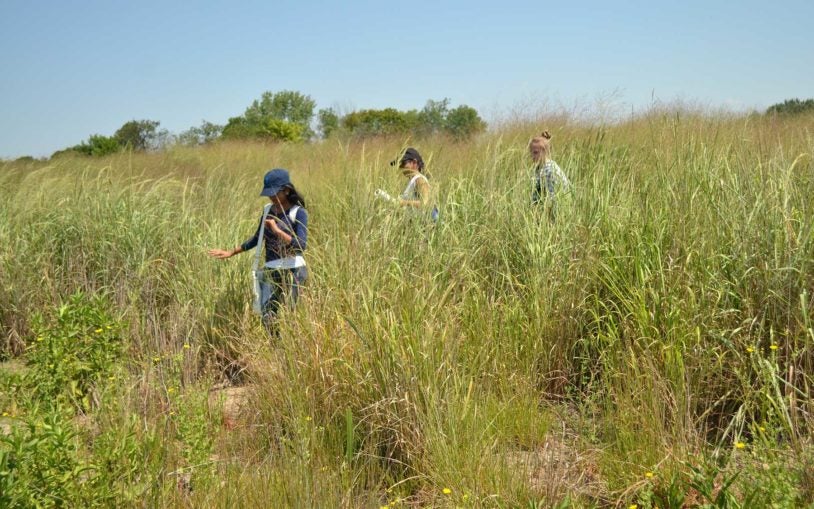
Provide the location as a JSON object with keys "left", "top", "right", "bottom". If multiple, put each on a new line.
{"left": 209, "top": 384, "right": 251, "bottom": 430}
{"left": 502, "top": 429, "right": 608, "bottom": 503}
{"left": 0, "top": 359, "right": 27, "bottom": 377}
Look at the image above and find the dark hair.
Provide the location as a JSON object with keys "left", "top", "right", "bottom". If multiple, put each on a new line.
{"left": 284, "top": 185, "right": 305, "bottom": 207}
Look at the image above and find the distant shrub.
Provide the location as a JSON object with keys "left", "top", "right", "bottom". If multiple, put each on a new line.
{"left": 178, "top": 120, "right": 223, "bottom": 146}
{"left": 87, "top": 135, "right": 122, "bottom": 156}
{"left": 338, "top": 99, "right": 486, "bottom": 140}
{"left": 766, "top": 98, "right": 814, "bottom": 116}
{"left": 262, "top": 118, "right": 305, "bottom": 142}
{"left": 342, "top": 108, "right": 420, "bottom": 137}
{"left": 50, "top": 147, "right": 79, "bottom": 159}
{"left": 222, "top": 116, "right": 305, "bottom": 142}
{"left": 63, "top": 134, "right": 121, "bottom": 157}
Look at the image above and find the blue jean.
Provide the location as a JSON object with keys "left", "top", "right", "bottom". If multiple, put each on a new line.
{"left": 259, "top": 266, "right": 307, "bottom": 336}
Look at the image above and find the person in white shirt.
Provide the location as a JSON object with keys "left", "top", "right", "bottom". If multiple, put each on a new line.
{"left": 375, "top": 147, "right": 439, "bottom": 222}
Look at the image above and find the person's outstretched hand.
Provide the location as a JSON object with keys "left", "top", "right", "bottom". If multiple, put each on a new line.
{"left": 208, "top": 248, "right": 234, "bottom": 259}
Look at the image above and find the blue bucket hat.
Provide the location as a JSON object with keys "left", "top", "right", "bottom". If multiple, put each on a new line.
{"left": 260, "top": 168, "right": 291, "bottom": 197}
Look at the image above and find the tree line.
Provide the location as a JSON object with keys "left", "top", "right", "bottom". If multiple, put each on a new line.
{"left": 44, "top": 90, "right": 487, "bottom": 160}
{"left": 13, "top": 94, "right": 813, "bottom": 162}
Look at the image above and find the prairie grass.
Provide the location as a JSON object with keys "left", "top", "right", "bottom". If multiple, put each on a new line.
{"left": 1, "top": 110, "right": 813, "bottom": 507}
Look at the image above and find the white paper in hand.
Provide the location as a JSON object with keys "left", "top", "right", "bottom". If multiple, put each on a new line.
{"left": 374, "top": 189, "right": 393, "bottom": 202}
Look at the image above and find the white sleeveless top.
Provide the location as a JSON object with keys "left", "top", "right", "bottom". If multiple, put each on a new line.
{"left": 401, "top": 173, "right": 439, "bottom": 222}
{"left": 401, "top": 174, "right": 429, "bottom": 201}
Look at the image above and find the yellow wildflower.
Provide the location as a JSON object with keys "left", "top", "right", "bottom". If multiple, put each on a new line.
{"left": 305, "top": 416, "right": 312, "bottom": 421}
{"left": 153, "top": 356, "right": 160, "bottom": 362}
{"left": 746, "top": 346, "right": 754, "bottom": 353}
{"left": 168, "top": 387, "right": 175, "bottom": 394}
{"left": 183, "top": 343, "right": 191, "bottom": 349}
{"left": 735, "top": 442, "right": 746, "bottom": 449}
{"left": 1, "top": 412, "right": 8, "bottom": 417}
{"left": 759, "top": 426, "right": 766, "bottom": 432}
{"left": 95, "top": 328, "right": 103, "bottom": 333}
{"left": 36, "top": 336, "right": 43, "bottom": 342}
{"left": 645, "top": 471, "right": 654, "bottom": 478}
{"left": 442, "top": 488, "right": 452, "bottom": 495}
{"left": 629, "top": 505, "right": 638, "bottom": 509}
{"left": 770, "top": 344, "right": 779, "bottom": 351}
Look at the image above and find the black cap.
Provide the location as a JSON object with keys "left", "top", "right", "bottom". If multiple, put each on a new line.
{"left": 390, "top": 147, "right": 424, "bottom": 171}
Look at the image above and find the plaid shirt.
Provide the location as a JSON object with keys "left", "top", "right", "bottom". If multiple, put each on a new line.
{"left": 532, "top": 160, "right": 570, "bottom": 205}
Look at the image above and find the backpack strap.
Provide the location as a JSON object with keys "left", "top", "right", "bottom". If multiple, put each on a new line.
{"left": 252, "top": 203, "right": 273, "bottom": 313}
{"left": 253, "top": 204, "right": 273, "bottom": 274}
{"left": 402, "top": 174, "right": 427, "bottom": 200}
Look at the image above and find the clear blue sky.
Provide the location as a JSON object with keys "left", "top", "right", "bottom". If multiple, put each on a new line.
{"left": 1, "top": 0, "right": 812, "bottom": 158}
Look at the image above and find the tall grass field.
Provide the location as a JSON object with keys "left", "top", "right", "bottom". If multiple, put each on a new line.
{"left": 1, "top": 111, "right": 813, "bottom": 507}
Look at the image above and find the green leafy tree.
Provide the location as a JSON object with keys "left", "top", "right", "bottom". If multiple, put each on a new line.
{"left": 220, "top": 90, "right": 315, "bottom": 141}
{"left": 113, "top": 120, "right": 161, "bottom": 151}
{"left": 221, "top": 116, "right": 253, "bottom": 140}
{"left": 417, "top": 98, "right": 450, "bottom": 136}
{"left": 317, "top": 108, "right": 340, "bottom": 138}
{"left": 444, "top": 105, "right": 487, "bottom": 141}
{"left": 243, "top": 90, "right": 316, "bottom": 139}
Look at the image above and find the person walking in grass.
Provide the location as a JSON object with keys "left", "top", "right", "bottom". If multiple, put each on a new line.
{"left": 208, "top": 168, "right": 308, "bottom": 336}
{"left": 374, "top": 147, "right": 439, "bottom": 222}
{"left": 529, "top": 130, "right": 570, "bottom": 222}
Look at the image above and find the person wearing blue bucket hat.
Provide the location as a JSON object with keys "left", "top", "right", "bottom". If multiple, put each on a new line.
{"left": 209, "top": 168, "right": 308, "bottom": 336}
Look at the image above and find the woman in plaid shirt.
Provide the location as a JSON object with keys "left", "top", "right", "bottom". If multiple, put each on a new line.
{"left": 529, "top": 130, "right": 570, "bottom": 222}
